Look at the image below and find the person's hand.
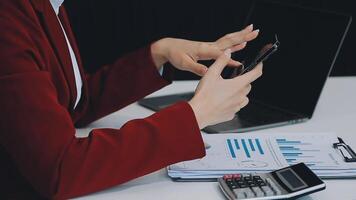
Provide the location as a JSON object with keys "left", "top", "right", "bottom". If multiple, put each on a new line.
{"left": 151, "top": 24, "right": 259, "bottom": 76}
{"left": 188, "top": 49, "right": 263, "bottom": 129}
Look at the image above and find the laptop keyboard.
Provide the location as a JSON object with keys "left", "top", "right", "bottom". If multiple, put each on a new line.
{"left": 178, "top": 92, "right": 194, "bottom": 100}
{"left": 238, "top": 102, "right": 299, "bottom": 124}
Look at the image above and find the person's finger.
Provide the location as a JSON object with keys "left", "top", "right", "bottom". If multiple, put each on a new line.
{"left": 198, "top": 45, "right": 243, "bottom": 68}
{"left": 240, "top": 84, "right": 252, "bottom": 96}
{"left": 229, "top": 66, "right": 244, "bottom": 78}
{"left": 234, "top": 62, "right": 263, "bottom": 84}
{"left": 228, "top": 59, "right": 243, "bottom": 67}
{"left": 244, "top": 29, "right": 259, "bottom": 42}
{"left": 231, "top": 42, "right": 247, "bottom": 53}
{"left": 242, "top": 24, "right": 254, "bottom": 34}
{"left": 197, "top": 44, "right": 242, "bottom": 68}
{"left": 226, "top": 24, "right": 254, "bottom": 41}
{"left": 239, "top": 97, "right": 250, "bottom": 109}
{"left": 216, "top": 27, "right": 259, "bottom": 50}
{"left": 207, "top": 49, "right": 231, "bottom": 76}
{"left": 199, "top": 45, "right": 224, "bottom": 60}
{"left": 225, "top": 25, "right": 257, "bottom": 43}
{"left": 184, "top": 58, "right": 209, "bottom": 76}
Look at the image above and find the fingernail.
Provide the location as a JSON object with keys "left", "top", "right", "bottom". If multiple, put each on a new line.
{"left": 255, "top": 29, "right": 260, "bottom": 33}
{"left": 224, "top": 49, "right": 231, "bottom": 56}
{"left": 248, "top": 24, "right": 253, "bottom": 29}
{"left": 242, "top": 42, "right": 247, "bottom": 46}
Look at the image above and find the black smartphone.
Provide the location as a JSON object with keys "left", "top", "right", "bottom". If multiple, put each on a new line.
{"left": 239, "top": 35, "right": 280, "bottom": 75}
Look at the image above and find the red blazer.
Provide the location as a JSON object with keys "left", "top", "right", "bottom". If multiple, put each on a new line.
{"left": 0, "top": 0, "right": 205, "bottom": 199}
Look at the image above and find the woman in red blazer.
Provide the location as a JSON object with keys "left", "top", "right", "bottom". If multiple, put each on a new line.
{"left": 0, "top": 0, "right": 262, "bottom": 199}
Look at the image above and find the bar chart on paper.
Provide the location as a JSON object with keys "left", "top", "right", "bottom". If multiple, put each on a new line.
{"left": 168, "top": 132, "right": 356, "bottom": 180}
{"left": 170, "top": 135, "right": 287, "bottom": 172}
{"left": 226, "top": 138, "right": 268, "bottom": 168}
{"left": 225, "top": 137, "right": 283, "bottom": 170}
{"left": 274, "top": 136, "right": 344, "bottom": 170}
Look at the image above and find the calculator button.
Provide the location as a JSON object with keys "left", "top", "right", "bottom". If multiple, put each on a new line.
{"left": 223, "top": 174, "right": 233, "bottom": 180}
{"left": 265, "top": 178, "right": 282, "bottom": 194}
{"left": 233, "top": 188, "right": 253, "bottom": 199}
{"left": 255, "top": 178, "right": 264, "bottom": 184}
{"left": 239, "top": 183, "right": 248, "bottom": 188}
{"left": 255, "top": 178, "right": 264, "bottom": 183}
{"left": 258, "top": 181, "right": 267, "bottom": 186}
{"left": 251, "top": 187, "right": 264, "bottom": 197}
{"left": 260, "top": 185, "right": 274, "bottom": 196}
{"left": 227, "top": 184, "right": 235, "bottom": 189}
{"left": 265, "top": 178, "right": 276, "bottom": 189}
{"left": 230, "top": 185, "right": 239, "bottom": 190}
{"left": 253, "top": 176, "right": 262, "bottom": 180}
{"left": 233, "top": 189, "right": 246, "bottom": 199}
{"left": 245, "top": 188, "right": 256, "bottom": 198}
{"left": 246, "top": 180, "right": 254, "bottom": 185}
{"left": 226, "top": 178, "right": 233, "bottom": 183}
{"left": 233, "top": 174, "right": 242, "bottom": 180}
{"left": 237, "top": 180, "right": 245, "bottom": 184}
{"left": 265, "top": 178, "right": 273, "bottom": 186}
{"left": 226, "top": 181, "right": 234, "bottom": 186}
{"left": 248, "top": 183, "right": 257, "bottom": 187}
{"left": 243, "top": 176, "right": 252, "bottom": 181}
{"left": 237, "top": 180, "right": 248, "bottom": 188}
{"left": 269, "top": 182, "right": 282, "bottom": 195}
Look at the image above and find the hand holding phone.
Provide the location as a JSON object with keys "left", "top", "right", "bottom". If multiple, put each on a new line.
{"left": 239, "top": 34, "right": 280, "bottom": 75}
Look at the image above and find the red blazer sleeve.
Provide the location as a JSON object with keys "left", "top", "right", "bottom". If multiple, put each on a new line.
{"left": 57, "top": 6, "right": 173, "bottom": 126}
{"left": 0, "top": 1, "right": 205, "bottom": 199}
{"left": 75, "top": 45, "right": 174, "bottom": 126}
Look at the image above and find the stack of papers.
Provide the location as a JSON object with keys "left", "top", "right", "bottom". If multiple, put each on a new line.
{"left": 168, "top": 132, "right": 356, "bottom": 180}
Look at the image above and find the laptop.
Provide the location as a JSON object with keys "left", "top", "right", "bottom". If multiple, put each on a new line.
{"left": 139, "top": 0, "right": 352, "bottom": 133}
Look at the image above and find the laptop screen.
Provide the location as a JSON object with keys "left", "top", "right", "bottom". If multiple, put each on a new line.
{"left": 235, "top": 0, "right": 352, "bottom": 117}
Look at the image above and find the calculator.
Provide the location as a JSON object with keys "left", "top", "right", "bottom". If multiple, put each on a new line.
{"left": 218, "top": 163, "right": 325, "bottom": 199}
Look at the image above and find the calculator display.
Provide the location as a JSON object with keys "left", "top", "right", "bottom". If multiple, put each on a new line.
{"left": 276, "top": 168, "right": 308, "bottom": 191}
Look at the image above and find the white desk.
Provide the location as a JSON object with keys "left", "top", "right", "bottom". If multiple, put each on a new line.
{"left": 76, "top": 77, "right": 356, "bottom": 200}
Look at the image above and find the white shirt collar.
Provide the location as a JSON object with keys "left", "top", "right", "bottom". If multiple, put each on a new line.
{"left": 50, "top": 0, "right": 65, "bottom": 15}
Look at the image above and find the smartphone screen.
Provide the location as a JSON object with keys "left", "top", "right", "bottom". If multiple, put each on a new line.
{"left": 240, "top": 35, "right": 280, "bottom": 75}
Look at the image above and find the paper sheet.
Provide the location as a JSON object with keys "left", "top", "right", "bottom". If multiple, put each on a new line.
{"left": 168, "top": 132, "right": 356, "bottom": 179}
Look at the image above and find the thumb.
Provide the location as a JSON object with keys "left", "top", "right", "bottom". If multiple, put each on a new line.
{"left": 207, "top": 49, "right": 231, "bottom": 76}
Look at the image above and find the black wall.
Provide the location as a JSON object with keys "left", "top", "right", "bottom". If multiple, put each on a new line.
{"left": 65, "top": 0, "right": 355, "bottom": 78}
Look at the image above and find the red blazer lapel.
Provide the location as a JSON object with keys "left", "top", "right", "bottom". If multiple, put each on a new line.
{"left": 30, "top": 0, "right": 78, "bottom": 110}
{"left": 58, "top": 7, "right": 90, "bottom": 118}
{"left": 58, "top": 8, "right": 84, "bottom": 73}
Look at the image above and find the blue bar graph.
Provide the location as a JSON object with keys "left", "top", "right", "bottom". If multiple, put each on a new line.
{"left": 276, "top": 139, "right": 302, "bottom": 144}
{"left": 227, "top": 139, "right": 236, "bottom": 158}
{"left": 279, "top": 146, "right": 300, "bottom": 151}
{"left": 255, "top": 139, "right": 264, "bottom": 155}
{"left": 286, "top": 158, "right": 297, "bottom": 162}
{"left": 234, "top": 139, "right": 240, "bottom": 150}
{"left": 277, "top": 138, "right": 323, "bottom": 166}
{"left": 226, "top": 138, "right": 265, "bottom": 159}
{"left": 282, "top": 153, "right": 303, "bottom": 156}
{"left": 241, "top": 139, "right": 251, "bottom": 158}
{"left": 248, "top": 139, "right": 256, "bottom": 151}
{"left": 306, "top": 163, "right": 316, "bottom": 167}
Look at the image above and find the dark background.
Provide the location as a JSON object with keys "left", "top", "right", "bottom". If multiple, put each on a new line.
{"left": 64, "top": 0, "right": 355, "bottom": 79}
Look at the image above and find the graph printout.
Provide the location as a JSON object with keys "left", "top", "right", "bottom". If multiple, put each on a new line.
{"left": 272, "top": 134, "right": 352, "bottom": 170}
{"left": 170, "top": 133, "right": 288, "bottom": 171}
{"left": 169, "top": 132, "right": 356, "bottom": 179}
{"left": 171, "top": 132, "right": 356, "bottom": 171}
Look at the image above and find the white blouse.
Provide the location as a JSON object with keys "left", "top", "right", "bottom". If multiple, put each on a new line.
{"left": 49, "top": 0, "right": 164, "bottom": 109}
{"left": 50, "top": 0, "right": 83, "bottom": 109}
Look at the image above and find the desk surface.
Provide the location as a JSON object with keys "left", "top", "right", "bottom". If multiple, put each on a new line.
{"left": 76, "top": 77, "right": 356, "bottom": 200}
